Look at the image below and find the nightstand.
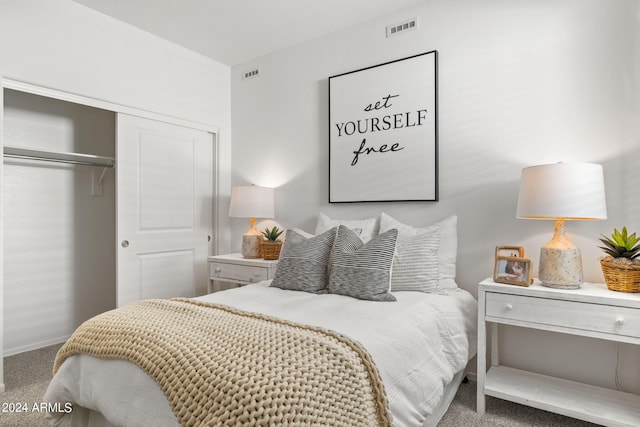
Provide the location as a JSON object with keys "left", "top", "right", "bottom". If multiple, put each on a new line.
{"left": 207, "top": 253, "right": 278, "bottom": 292}
{"left": 477, "top": 278, "right": 640, "bottom": 426}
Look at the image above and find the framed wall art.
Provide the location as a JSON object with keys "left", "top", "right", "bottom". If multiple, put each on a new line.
{"left": 328, "top": 50, "right": 438, "bottom": 203}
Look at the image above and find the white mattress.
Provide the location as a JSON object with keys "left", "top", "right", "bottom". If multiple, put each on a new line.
{"left": 45, "top": 281, "right": 477, "bottom": 427}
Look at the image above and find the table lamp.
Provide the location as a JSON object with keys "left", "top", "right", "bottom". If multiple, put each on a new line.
{"left": 229, "top": 185, "right": 275, "bottom": 258}
{"left": 516, "top": 163, "right": 607, "bottom": 289}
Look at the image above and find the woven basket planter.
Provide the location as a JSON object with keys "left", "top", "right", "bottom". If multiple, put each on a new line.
{"left": 260, "top": 241, "right": 283, "bottom": 260}
{"left": 600, "top": 258, "right": 640, "bottom": 293}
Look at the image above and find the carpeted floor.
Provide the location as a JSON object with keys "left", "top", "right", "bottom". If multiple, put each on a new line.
{"left": 1, "top": 344, "right": 600, "bottom": 426}
{"left": 439, "top": 379, "right": 599, "bottom": 427}
{"left": 1, "top": 344, "right": 63, "bottom": 426}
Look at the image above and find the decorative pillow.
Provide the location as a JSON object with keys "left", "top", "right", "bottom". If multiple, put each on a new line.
{"left": 291, "top": 227, "right": 315, "bottom": 239}
{"left": 380, "top": 213, "right": 458, "bottom": 289}
{"left": 314, "top": 212, "right": 379, "bottom": 243}
{"left": 270, "top": 227, "right": 337, "bottom": 294}
{"left": 390, "top": 231, "right": 441, "bottom": 293}
{"left": 328, "top": 225, "right": 397, "bottom": 302}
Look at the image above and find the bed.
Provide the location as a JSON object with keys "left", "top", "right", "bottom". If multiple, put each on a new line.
{"left": 44, "top": 214, "right": 477, "bottom": 427}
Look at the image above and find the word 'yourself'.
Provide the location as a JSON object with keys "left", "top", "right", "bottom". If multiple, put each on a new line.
{"left": 335, "top": 110, "right": 428, "bottom": 137}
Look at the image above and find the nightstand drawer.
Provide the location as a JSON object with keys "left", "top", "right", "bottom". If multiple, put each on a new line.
{"left": 209, "top": 262, "right": 268, "bottom": 283}
{"left": 486, "top": 292, "right": 640, "bottom": 339}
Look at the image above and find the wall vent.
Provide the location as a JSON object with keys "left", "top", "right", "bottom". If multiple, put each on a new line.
{"left": 242, "top": 67, "right": 260, "bottom": 80}
{"left": 386, "top": 18, "right": 418, "bottom": 38}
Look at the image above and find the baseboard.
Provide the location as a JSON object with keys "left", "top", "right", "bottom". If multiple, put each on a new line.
{"left": 4, "top": 335, "right": 69, "bottom": 357}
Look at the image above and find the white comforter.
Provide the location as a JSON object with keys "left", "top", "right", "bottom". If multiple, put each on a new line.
{"left": 45, "top": 281, "right": 477, "bottom": 427}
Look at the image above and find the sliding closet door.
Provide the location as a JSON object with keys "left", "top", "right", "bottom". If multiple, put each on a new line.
{"left": 116, "top": 114, "right": 213, "bottom": 307}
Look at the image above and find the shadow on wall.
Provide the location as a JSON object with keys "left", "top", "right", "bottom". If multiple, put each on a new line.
{"left": 450, "top": 178, "right": 527, "bottom": 295}
{"left": 621, "top": 138, "right": 640, "bottom": 231}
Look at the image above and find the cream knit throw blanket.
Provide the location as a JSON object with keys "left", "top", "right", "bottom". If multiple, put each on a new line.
{"left": 53, "top": 298, "right": 392, "bottom": 427}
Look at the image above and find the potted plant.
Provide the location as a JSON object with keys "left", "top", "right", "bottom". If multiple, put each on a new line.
{"left": 599, "top": 227, "right": 640, "bottom": 292}
{"left": 260, "top": 226, "right": 284, "bottom": 260}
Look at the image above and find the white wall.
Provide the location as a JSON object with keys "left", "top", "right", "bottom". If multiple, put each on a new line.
{"left": 0, "top": 0, "right": 233, "bottom": 252}
{"left": 0, "top": 0, "right": 233, "bottom": 387}
{"left": 231, "top": 0, "right": 640, "bottom": 392}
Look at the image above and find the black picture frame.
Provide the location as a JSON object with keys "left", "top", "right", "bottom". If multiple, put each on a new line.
{"left": 328, "top": 50, "right": 438, "bottom": 203}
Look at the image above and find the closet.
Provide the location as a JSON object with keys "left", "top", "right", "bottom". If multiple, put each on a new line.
{"left": 3, "top": 86, "right": 216, "bottom": 357}
{"left": 3, "top": 89, "right": 116, "bottom": 356}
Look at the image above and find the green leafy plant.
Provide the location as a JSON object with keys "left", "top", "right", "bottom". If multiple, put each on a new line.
{"left": 599, "top": 227, "right": 640, "bottom": 260}
{"left": 261, "top": 226, "right": 284, "bottom": 242}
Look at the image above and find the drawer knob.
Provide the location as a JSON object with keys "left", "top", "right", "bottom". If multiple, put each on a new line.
{"left": 505, "top": 303, "right": 513, "bottom": 311}
{"left": 214, "top": 268, "right": 221, "bottom": 273}
{"left": 616, "top": 317, "right": 625, "bottom": 326}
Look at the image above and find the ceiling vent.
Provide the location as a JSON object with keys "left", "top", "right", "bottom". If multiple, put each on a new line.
{"left": 386, "top": 18, "right": 418, "bottom": 38}
{"left": 242, "top": 67, "right": 260, "bottom": 80}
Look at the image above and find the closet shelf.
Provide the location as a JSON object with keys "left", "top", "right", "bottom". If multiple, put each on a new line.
{"left": 3, "top": 146, "right": 115, "bottom": 168}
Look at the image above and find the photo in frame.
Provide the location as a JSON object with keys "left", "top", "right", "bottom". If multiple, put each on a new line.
{"left": 328, "top": 51, "right": 438, "bottom": 203}
{"left": 495, "top": 246, "right": 525, "bottom": 258}
{"left": 494, "top": 255, "right": 532, "bottom": 287}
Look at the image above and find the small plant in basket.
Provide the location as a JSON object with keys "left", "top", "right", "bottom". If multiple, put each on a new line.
{"left": 598, "top": 227, "right": 640, "bottom": 292}
{"left": 261, "top": 226, "right": 284, "bottom": 242}
{"left": 260, "top": 226, "right": 284, "bottom": 260}
{"left": 599, "top": 227, "right": 640, "bottom": 265}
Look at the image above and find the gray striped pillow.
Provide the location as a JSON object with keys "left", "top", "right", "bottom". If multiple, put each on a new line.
{"left": 270, "top": 227, "right": 337, "bottom": 294}
{"left": 328, "top": 225, "right": 398, "bottom": 302}
{"left": 390, "top": 230, "right": 441, "bottom": 292}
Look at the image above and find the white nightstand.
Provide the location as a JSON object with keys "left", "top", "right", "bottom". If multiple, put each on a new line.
{"left": 477, "top": 278, "right": 640, "bottom": 426}
{"left": 207, "top": 253, "right": 278, "bottom": 292}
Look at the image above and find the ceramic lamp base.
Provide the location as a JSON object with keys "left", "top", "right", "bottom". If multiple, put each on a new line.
{"left": 539, "top": 247, "right": 583, "bottom": 289}
{"left": 241, "top": 234, "right": 261, "bottom": 258}
{"left": 240, "top": 217, "right": 262, "bottom": 258}
{"left": 538, "top": 219, "right": 583, "bottom": 289}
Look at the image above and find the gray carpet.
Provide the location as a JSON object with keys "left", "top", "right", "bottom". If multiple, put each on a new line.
{"left": 2, "top": 344, "right": 600, "bottom": 426}
{"left": 2, "top": 344, "right": 62, "bottom": 426}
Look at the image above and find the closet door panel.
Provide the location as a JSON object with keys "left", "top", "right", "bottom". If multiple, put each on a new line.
{"left": 138, "top": 132, "right": 194, "bottom": 229}
{"left": 139, "top": 250, "right": 195, "bottom": 300}
{"left": 117, "top": 114, "right": 213, "bottom": 307}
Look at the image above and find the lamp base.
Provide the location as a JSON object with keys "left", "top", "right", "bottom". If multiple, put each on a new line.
{"left": 241, "top": 234, "right": 261, "bottom": 258}
{"left": 539, "top": 246, "right": 583, "bottom": 289}
{"left": 241, "top": 217, "right": 262, "bottom": 258}
{"left": 540, "top": 282, "right": 581, "bottom": 290}
{"left": 538, "top": 219, "right": 583, "bottom": 289}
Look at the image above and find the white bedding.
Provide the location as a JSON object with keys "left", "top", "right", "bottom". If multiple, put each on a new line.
{"left": 45, "top": 281, "right": 477, "bottom": 427}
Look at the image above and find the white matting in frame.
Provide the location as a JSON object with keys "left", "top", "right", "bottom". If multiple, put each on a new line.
{"left": 329, "top": 50, "right": 438, "bottom": 203}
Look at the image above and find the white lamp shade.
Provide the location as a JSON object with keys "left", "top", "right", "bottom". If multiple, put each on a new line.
{"left": 228, "top": 185, "right": 275, "bottom": 219}
{"left": 516, "top": 163, "right": 607, "bottom": 220}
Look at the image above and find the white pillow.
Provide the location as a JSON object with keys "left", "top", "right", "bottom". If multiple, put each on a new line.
{"left": 379, "top": 213, "right": 458, "bottom": 289}
{"left": 314, "top": 212, "right": 380, "bottom": 243}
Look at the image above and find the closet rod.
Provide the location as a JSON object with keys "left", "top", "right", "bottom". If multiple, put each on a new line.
{"left": 3, "top": 146, "right": 115, "bottom": 168}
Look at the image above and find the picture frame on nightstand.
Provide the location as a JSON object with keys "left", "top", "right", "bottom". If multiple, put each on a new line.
{"left": 493, "top": 255, "right": 532, "bottom": 287}
{"left": 495, "top": 245, "right": 525, "bottom": 258}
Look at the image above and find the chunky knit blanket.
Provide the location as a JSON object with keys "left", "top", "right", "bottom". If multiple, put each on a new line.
{"left": 53, "top": 298, "right": 391, "bottom": 427}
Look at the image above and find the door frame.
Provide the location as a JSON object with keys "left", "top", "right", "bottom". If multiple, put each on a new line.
{"left": 0, "top": 78, "right": 221, "bottom": 391}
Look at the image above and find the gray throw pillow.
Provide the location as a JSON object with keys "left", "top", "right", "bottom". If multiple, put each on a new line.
{"left": 328, "top": 225, "right": 398, "bottom": 302}
{"left": 390, "top": 229, "right": 441, "bottom": 293}
{"left": 270, "top": 227, "right": 337, "bottom": 293}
